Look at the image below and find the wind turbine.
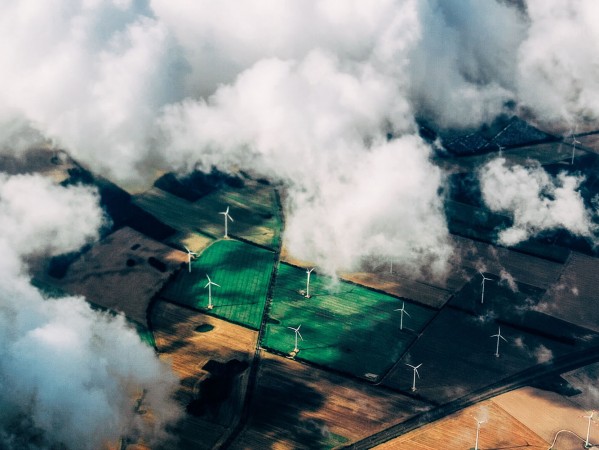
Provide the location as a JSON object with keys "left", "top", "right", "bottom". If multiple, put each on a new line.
{"left": 287, "top": 325, "right": 303, "bottom": 353}
{"left": 184, "top": 246, "right": 198, "bottom": 273}
{"left": 480, "top": 271, "right": 492, "bottom": 304}
{"left": 571, "top": 130, "right": 581, "bottom": 165}
{"left": 394, "top": 302, "right": 411, "bottom": 331}
{"left": 473, "top": 417, "right": 486, "bottom": 450}
{"left": 204, "top": 274, "right": 220, "bottom": 310}
{"left": 305, "top": 268, "right": 314, "bottom": 298}
{"left": 219, "top": 206, "right": 234, "bottom": 238}
{"left": 406, "top": 363, "right": 422, "bottom": 392}
{"left": 583, "top": 410, "right": 595, "bottom": 448}
{"left": 490, "top": 326, "right": 507, "bottom": 357}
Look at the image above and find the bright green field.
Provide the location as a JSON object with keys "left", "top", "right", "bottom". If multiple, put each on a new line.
{"left": 263, "top": 263, "right": 437, "bottom": 380}
{"left": 160, "top": 239, "right": 275, "bottom": 329}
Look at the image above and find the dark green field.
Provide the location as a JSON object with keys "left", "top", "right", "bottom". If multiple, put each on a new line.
{"left": 262, "top": 263, "right": 437, "bottom": 380}
{"left": 160, "top": 239, "right": 275, "bottom": 329}
{"left": 133, "top": 178, "right": 282, "bottom": 250}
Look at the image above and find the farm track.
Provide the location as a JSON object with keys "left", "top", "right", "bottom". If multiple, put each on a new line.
{"left": 342, "top": 344, "right": 599, "bottom": 449}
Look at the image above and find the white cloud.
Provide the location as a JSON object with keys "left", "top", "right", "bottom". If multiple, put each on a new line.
{"left": 0, "top": 174, "right": 181, "bottom": 449}
{"left": 479, "top": 157, "right": 594, "bottom": 246}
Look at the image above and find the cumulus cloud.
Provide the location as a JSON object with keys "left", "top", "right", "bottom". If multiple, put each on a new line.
{"left": 479, "top": 158, "right": 595, "bottom": 246}
{"left": 0, "top": 174, "right": 181, "bottom": 449}
{"left": 516, "top": 0, "right": 599, "bottom": 127}
{"left": 159, "top": 51, "right": 451, "bottom": 276}
{"left": 0, "top": 0, "right": 596, "bottom": 275}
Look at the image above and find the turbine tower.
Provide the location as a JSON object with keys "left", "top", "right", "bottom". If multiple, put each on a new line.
{"left": 490, "top": 326, "right": 507, "bottom": 357}
{"left": 571, "top": 131, "right": 581, "bottom": 165}
{"left": 473, "top": 417, "right": 486, "bottom": 450}
{"left": 406, "top": 363, "right": 421, "bottom": 392}
{"left": 583, "top": 410, "right": 595, "bottom": 448}
{"left": 219, "top": 206, "right": 234, "bottom": 238}
{"left": 288, "top": 325, "right": 303, "bottom": 353}
{"left": 184, "top": 246, "right": 197, "bottom": 273}
{"left": 480, "top": 271, "right": 492, "bottom": 304}
{"left": 394, "top": 302, "right": 411, "bottom": 331}
{"left": 305, "top": 268, "right": 314, "bottom": 298}
{"left": 204, "top": 274, "right": 220, "bottom": 310}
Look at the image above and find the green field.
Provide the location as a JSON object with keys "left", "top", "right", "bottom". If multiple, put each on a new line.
{"left": 160, "top": 239, "right": 275, "bottom": 329}
{"left": 263, "top": 263, "right": 437, "bottom": 380}
{"left": 133, "top": 179, "right": 282, "bottom": 250}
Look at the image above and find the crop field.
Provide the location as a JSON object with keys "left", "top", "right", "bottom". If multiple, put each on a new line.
{"left": 150, "top": 301, "right": 258, "bottom": 450}
{"left": 536, "top": 252, "right": 599, "bottom": 333}
{"left": 382, "top": 306, "right": 598, "bottom": 404}
{"left": 231, "top": 352, "right": 430, "bottom": 450}
{"left": 262, "top": 263, "right": 437, "bottom": 380}
{"left": 46, "top": 226, "right": 187, "bottom": 326}
{"left": 133, "top": 178, "right": 282, "bottom": 250}
{"left": 374, "top": 399, "right": 548, "bottom": 449}
{"left": 493, "top": 386, "right": 598, "bottom": 448}
{"left": 160, "top": 239, "right": 275, "bottom": 329}
{"left": 451, "top": 234, "right": 566, "bottom": 290}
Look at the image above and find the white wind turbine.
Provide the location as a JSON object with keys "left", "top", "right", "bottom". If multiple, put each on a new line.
{"left": 184, "top": 246, "right": 198, "bottom": 273}
{"left": 480, "top": 271, "right": 492, "bottom": 304}
{"left": 219, "top": 206, "right": 234, "bottom": 238}
{"left": 571, "top": 129, "right": 581, "bottom": 165}
{"left": 394, "top": 302, "right": 411, "bottom": 331}
{"left": 288, "top": 325, "right": 303, "bottom": 353}
{"left": 204, "top": 274, "right": 220, "bottom": 310}
{"left": 490, "top": 326, "right": 507, "bottom": 357}
{"left": 583, "top": 410, "right": 595, "bottom": 448}
{"left": 305, "top": 268, "right": 314, "bottom": 298}
{"left": 406, "top": 363, "right": 422, "bottom": 392}
{"left": 473, "top": 417, "right": 486, "bottom": 450}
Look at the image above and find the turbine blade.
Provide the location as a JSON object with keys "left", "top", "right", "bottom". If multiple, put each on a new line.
{"left": 225, "top": 206, "right": 229, "bottom": 214}
{"left": 213, "top": 282, "right": 221, "bottom": 287}
{"left": 404, "top": 310, "right": 411, "bottom": 317}
{"left": 204, "top": 283, "right": 210, "bottom": 288}
{"left": 184, "top": 245, "right": 190, "bottom": 252}
{"left": 227, "top": 213, "right": 234, "bottom": 222}
{"left": 415, "top": 369, "right": 420, "bottom": 378}
{"left": 206, "top": 274, "right": 211, "bottom": 281}
{"left": 500, "top": 335, "right": 507, "bottom": 342}
{"left": 297, "top": 331, "right": 303, "bottom": 340}
{"left": 287, "top": 326, "right": 295, "bottom": 331}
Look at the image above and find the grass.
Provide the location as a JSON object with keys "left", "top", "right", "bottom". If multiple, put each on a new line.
{"left": 262, "top": 263, "right": 437, "bottom": 380}
{"left": 160, "top": 239, "right": 275, "bottom": 329}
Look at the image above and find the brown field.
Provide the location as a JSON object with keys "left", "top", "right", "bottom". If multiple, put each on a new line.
{"left": 50, "top": 226, "right": 186, "bottom": 325}
{"left": 578, "top": 133, "right": 599, "bottom": 153}
{"left": 150, "top": 301, "right": 258, "bottom": 449}
{"left": 493, "top": 386, "right": 598, "bottom": 448}
{"left": 374, "top": 399, "right": 548, "bottom": 449}
{"left": 0, "top": 147, "right": 75, "bottom": 182}
{"left": 340, "top": 271, "right": 452, "bottom": 309}
{"left": 536, "top": 252, "right": 599, "bottom": 333}
{"left": 230, "top": 352, "right": 431, "bottom": 450}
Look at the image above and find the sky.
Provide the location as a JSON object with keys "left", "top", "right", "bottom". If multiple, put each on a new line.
{"left": 0, "top": 0, "right": 598, "bottom": 448}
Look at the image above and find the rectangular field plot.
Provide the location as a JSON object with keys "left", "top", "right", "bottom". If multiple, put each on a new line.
{"left": 262, "top": 263, "right": 437, "bottom": 380}
{"left": 133, "top": 178, "right": 282, "bottom": 249}
{"left": 160, "top": 239, "right": 275, "bottom": 329}
{"left": 382, "top": 307, "right": 599, "bottom": 405}
{"left": 231, "top": 353, "right": 429, "bottom": 450}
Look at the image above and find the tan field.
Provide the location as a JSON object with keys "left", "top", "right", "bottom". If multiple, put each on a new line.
{"left": 51, "top": 226, "right": 187, "bottom": 326}
{"left": 150, "top": 301, "right": 258, "bottom": 449}
{"left": 231, "top": 352, "right": 431, "bottom": 450}
{"left": 374, "top": 399, "right": 548, "bottom": 450}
